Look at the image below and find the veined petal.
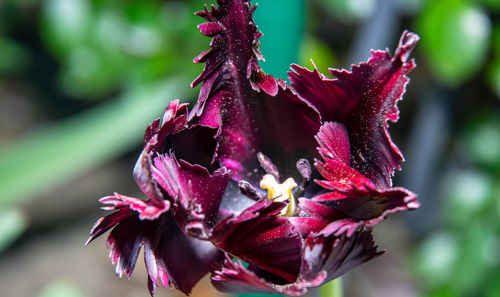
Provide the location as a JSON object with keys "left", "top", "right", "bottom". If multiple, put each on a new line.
{"left": 290, "top": 31, "right": 419, "bottom": 188}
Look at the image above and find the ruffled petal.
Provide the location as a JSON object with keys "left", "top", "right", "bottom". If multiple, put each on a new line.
{"left": 133, "top": 100, "right": 189, "bottom": 204}
{"left": 211, "top": 254, "right": 322, "bottom": 296}
{"left": 211, "top": 200, "right": 302, "bottom": 282}
{"left": 152, "top": 153, "right": 230, "bottom": 239}
{"left": 312, "top": 121, "right": 419, "bottom": 235}
{"left": 87, "top": 194, "right": 223, "bottom": 295}
{"left": 314, "top": 186, "right": 419, "bottom": 237}
{"left": 290, "top": 31, "right": 419, "bottom": 188}
{"left": 190, "top": 0, "right": 321, "bottom": 181}
{"left": 301, "top": 231, "right": 383, "bottom": 283}
{"left": 211, "top": 231, "right": 382, "bottom": 296}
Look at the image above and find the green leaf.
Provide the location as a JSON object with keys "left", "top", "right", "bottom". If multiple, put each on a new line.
{"left": 0, "top": 78, "right": 189, "bottom": 208}
{"left": 417, "top": 0, "right": 491, "bottom": 86}
{"left": 0, "top": 207, "right": 28, "bottom": 253}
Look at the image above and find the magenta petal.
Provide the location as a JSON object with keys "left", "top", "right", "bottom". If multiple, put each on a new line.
{"left": 315, "top": 157, "right": 374, "bottom": 192}
{"left": 290, "top": 31, "right": 419, "bottom": 188}
{"left": 315, "top": 122, "right": 350, "bottom": 165}
{"left": 152, "top": 153, "right": 230, "bottom": 238}
{"left": 211, "top": 200, "right": 302, "bottom": 283}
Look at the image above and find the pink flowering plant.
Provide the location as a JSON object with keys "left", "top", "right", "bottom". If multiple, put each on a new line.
{"left": 87, "top": 0, "right": 419, "bottom": 295}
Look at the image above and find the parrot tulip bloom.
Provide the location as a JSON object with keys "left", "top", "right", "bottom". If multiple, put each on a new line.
{"left": 87, "top": 0, "right": 419, "bottom": 295}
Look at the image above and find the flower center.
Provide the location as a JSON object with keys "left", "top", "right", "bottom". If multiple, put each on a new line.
{"left": 259, "top": 174, "right": 297, "bottom": 217}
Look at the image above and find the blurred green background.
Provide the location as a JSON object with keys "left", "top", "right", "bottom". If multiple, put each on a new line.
{"left": 0, "top": 0, "right": 499, "bottom": 297}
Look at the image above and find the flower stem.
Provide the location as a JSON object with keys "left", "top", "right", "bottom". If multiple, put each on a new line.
{"left": 319, "top": 277, "right": 343, "bottom": 297}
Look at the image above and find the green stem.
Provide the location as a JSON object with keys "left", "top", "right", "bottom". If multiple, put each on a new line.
{"left": 319, "top": 277, "right": 343, "bottom": 297}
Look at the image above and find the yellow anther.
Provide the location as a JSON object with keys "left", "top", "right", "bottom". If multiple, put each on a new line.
{"left": 259, "top": 174, "right": 297, "bottom": 217}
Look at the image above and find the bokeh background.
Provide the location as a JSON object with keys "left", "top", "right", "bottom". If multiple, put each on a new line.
{"left": 1, "top": 0, "right": 499, "bottom": 296}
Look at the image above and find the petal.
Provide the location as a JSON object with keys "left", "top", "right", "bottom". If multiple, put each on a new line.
{"left": 190, "top": 0, "right": 321, "bottom": 181}
{"left": 297, "top": 198, "right": 347, "bottom": 222}
{"left": 211, "top": 254, "right": 320, "bottom": 296}
{"left": 86, "top": 194, "right": 170, "bottom": 245}
{"left": 87, "top": 195, "right": 223, "bottom": 295}
{"left": 311, "top": 187, "right": 418, "bottom": 237}
{"left": 301, "top": 231, "right": 383, "bottom": 283}
{"left": 211, "top": 200, "right": 302, "bottom": 283}
{"left": 315, "top": 122, "right": 350, "bottom": 165}
{"left": 312, "top": 121, "right": 419, "bottom": 233}
{"left": 211, "top": 231, "right": 383, "bottom": 296}
{"left": 133, "top": 100, "right": 189, "bottom": 203}
{"left": 290, "top": 31, "right": 419, "bottom": 188}
{"left": 152, "top": 153, "right": 230, "bottom": 239}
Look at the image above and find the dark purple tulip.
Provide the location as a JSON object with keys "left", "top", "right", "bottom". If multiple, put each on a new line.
{"left": 87, "top": 0, "right": 419, "bottom": 295}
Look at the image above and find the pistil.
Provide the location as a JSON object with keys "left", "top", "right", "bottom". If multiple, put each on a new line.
{"left": 259, "top": 174, "right": 297, "bottom": 217}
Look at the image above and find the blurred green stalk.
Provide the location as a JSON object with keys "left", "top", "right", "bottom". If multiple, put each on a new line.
{"left": 0, "top": 77, "right": 189, "bottom": 207}
{"left": 319, "top": 278, "right": 343, "bottom": 297}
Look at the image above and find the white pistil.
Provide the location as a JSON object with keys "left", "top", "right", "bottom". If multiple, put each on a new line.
{"left": 259, "top": 174, "right": 297, "bottom": 217}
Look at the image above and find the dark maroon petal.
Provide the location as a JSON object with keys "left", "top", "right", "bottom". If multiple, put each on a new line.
{"left": 147, "top": 215, "right": 224, "bottom": 295}
{"left": 288, "top": 217, "right": 329, "bottom": 235}
{"left": 86, "top": 194, "right": 170, "bottom": 245}
{"left": 312, "top": 121, "right": 419, "bottom": 234}
{"left": 190, "top": 0, "right": 321, "bottom": 181}
{"left": 301, "top": 231, "right": 383, "bottom": 283}
{"left": 211, "top": 231, "right": 382, "bottom": 296}
{"left": 87, "top": 194, "right": 223, "bottom": 295}
{"left": 152, "top": 153, "right": 230, "bottom": 239}
{"left": 297, "top": 198, "right": 347, "bottom": 222}
{"left": 211, "top": 254, "right": 323, "bottom": 296}
{"left": 133, "top": 100, "right": 189, "bottom": 204}
{"left": 315, "top": 156, "right": 374, "bottom": 192}
{"left": 290, "top": 31, "right": 419, "bottom": 188}
{"left": 313, "top": 186, "right": 419, "bottom": 237}
{"left": 211, "top": 200, "right": 302, "bottom": 282}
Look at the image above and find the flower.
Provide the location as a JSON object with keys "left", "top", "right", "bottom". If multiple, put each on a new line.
{"left": 87, "top": 0, "right": 420, "bottom": 296}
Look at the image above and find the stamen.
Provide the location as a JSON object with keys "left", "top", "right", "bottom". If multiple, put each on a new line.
{"left": 259, "top": 174, "right": 297, "bottom": 217}
{"left": 238, "top": 180, "right": 262, "bottom": 201}
{"left": 257, "top": 152, "right": 280, "bottom": 180}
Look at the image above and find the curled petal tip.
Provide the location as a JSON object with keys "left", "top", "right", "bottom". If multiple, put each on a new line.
{"left": 395, "top": 31, "right": 420, "bottom": 62}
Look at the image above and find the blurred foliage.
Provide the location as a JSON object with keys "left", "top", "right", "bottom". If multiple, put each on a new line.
{"left": 0, "top": 208, "right": 28, "bottom": 253}
{"left": 417, "top": 0, "right": 491, "bottom": 87}
{"left": 37, "top": 279, "right": 86, "bottom": 297}
{"left": 40, "top": 0, "right": 205, "bottom": 98}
